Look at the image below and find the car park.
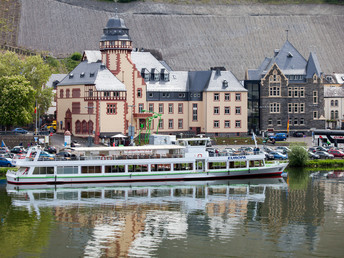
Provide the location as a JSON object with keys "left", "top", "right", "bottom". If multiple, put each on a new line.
{"left": 11, "top": 146, "right": 26, "bottom": 154}
{"left": 328, "top": 149, "right": 344, "bottom": 158}
{"left": 314, "top": 151, "right": 334, "bottom": 159}
{"left": 263, "top": 151, "right": 275, "bottom": 160}
{"left": 293, "top": 131, "right": 304, "bottom": 137}
{"left": 309, "top": 147, "right": 317, "bottom": 153}
{"left": 308, "top": 151, "right": 320, "bottom": 160}
{"left": 44, "top": 146, "right": 57, "bottom": 154}
{"left": 56, "top": 151, "right": 77, "bottom": 160}
{"left": 269, "top": 151, "right": 288, "bottom": 160}
{"left": 12, "top": 128, "right": 28, "bottom": 134}
{"left": 0, "top": 157, "right": 14, "bottom": 167}
{"left": 275, "top": 146, "right": 291, "bottom": 154}
{"left": 0, "top": 147, "right": 9, "bottom": 154}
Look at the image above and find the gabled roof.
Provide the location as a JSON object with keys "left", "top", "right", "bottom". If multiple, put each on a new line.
{"left": 83, "top": 50, "right": 101, "bottom": 63}
{"left": 58, "top": 61, "right": 126, "bottom": 91}
{"left": 188, "top": 71, "right": 212, "bottom": 92}
{"left": 45, "top": 74, "right": 67, "bottom": 88}
{"left": 306, "top": 52, "right": 322, "bottom": 78}
{"left": 131, "top": 51, "right": 168, "bottom": 71}
{"left": 206, "top": 70, "right": 246, "bottom": 92}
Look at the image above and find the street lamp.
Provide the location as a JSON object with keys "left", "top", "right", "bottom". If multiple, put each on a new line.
{"left": 128, "top": 105, "right": 135, "bottom": 145}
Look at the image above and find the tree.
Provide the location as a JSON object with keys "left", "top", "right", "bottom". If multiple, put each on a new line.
{"left": 288, "top": 145, "right": 309, "bottom": 167}
{"left": 0, "top": 76, "right": 36, "bottom": 129}
{"left": 0, "top": 51, "right": 23, "bottom": 77}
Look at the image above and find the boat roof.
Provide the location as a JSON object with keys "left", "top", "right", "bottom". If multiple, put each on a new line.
{"left": 73, "top": 145, "right": 184, "bottom": 152}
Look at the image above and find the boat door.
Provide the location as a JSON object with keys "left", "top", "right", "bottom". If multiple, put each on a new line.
{"left": 196, "top": 159, "right": 205, "bottom": 172}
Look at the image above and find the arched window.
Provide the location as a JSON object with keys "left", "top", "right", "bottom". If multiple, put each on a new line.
{"left": 335, "top": 100, "right": 338, "bottom": 106}
{"left": 331, "top": 110, "right": 334, "bottom": 119}
{"left": 88, "top": 120, "right": 94, "bottom": 135}
{"left": 66, "top": 89, "right": 70, "bottom": 98}
{"left": 335, "top": 110, "right": 339, "bottom": 119}
{"left": 82, "top": 120, "right": 87, "bottom": 134}
{"left": 75, "top": 120, "right": 81, "bottom": 134}
{"left": 331, "top": 100, "right": 334, "bottom": 106}
{"left": 60, "top": 89, "right": 64, "bottom": 98}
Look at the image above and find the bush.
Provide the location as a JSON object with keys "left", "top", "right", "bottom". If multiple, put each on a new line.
{"left": 288, "top": 146, "right": 308, "bottom": 167}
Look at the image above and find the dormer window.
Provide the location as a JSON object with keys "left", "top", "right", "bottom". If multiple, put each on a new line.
{"left": 222, "top": 80, "right": 228, "bottom": 88}
{"left": 164, "top": 73, "right": 169, "bottom": 82}
{"left": 80, "top": 72, "right": 85, "bottom": 78}
{"left": 154, "top": 73, "right": 159, "bottom": 81}
{"left": 69, "top": 73, "right": 74, "bottom": 79}
{"left": 90, "top": 72, "right": 95, "bottom": 77}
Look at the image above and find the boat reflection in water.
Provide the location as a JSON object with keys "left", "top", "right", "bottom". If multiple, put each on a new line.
{"left": 7, "top": 177, "right": 287, "bottom": 257}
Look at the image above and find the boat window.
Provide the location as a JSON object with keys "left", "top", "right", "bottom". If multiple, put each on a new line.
{"left": 249, "top": 160, "right": 264, "bottom": 167}
{"left": 33, "top": 167, "right": 54, "bottom": 175}
{"left": 173, "top": 163, "right": 193, "bottom": 171}
{"left": 105, "top": 165, "right": 125, "bottom": 173}
{"left": 151, "top": 164, "right": 171, "bottom": 172}
{"left": 128, "top": 164, "right": 148, "bottom": 173}
{"left": 208, "top": 162, "right": 226, "bottom": 170}
{"left": 57, "top": 166, "right": 78, "bottom": 174}
{"left": 81, "top": 191, "right": 102, "bottom": 198}
{"left": 81, "top": 166, "right": 101, "bottom": 173}
{"left": 229, "top": 161, "right": 247, "bottom": 168}
{"left": 33, "top": 192, "right": 54, "bottom": 199}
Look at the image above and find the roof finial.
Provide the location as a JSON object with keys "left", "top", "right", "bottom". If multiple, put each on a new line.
{"left": 286, "top": 29, "right": 289, "bottom": 41}
{"left": 114, "top": 0, "right": 118, "bottom": 18}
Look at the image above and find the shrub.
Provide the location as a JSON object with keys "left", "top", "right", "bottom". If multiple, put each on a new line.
{"left": 288, "top": 145, "right": 308, "bottom": 167}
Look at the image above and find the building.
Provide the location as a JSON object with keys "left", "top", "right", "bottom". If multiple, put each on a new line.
{"left": 245, "top": 40, "right": 326, "bottom": 134}
{"left": 44, "top": 74, "right": 67, "bottom": 120}
{"left": 56, "top": 15, "right": 247, "bottom": 144}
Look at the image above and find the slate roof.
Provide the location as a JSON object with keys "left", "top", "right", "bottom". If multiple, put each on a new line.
{"left": 58, "top": 61, "right": 126, "bottom": 92}
{"left": 83, "top": 51, "right": 101, "bottom": 63}
{"left": 146, "top": 71, "right": 188, "bottom": 92}
{"left": 247, "top": 40, "right": 322, "bottom": 80}
{"left": 334, "top": 74, "right": 344, "bottom": 84}
{"left": 131, "top": 51, "right": 168, "bottom": 72}
{"left": 45, "top": 74, "right": 67, "bottom": 88}
{"left": 206, "top": 70, "right": 247, "bottom": 92}
{"left": 324, "top": 86, "right": 344, "bottom": 98}
{"left": 100, "top": 16, "right": 131, "bottom": 42}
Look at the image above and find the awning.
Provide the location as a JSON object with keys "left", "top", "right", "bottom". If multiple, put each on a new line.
{"left": 111, "top": 133, "right": 127, "bottom": 138}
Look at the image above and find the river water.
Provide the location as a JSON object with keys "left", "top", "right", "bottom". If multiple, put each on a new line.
{"left": 1, "top": 169, "right": 344, "bottom": 257}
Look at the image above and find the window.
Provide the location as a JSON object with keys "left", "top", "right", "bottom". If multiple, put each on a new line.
{"left": 293, "top": 119, "right": 298, "bottom": 126}
{"left": 313, "top": 91, "right": 318, "bottom": 104}
{"left": 88, "top": 120, "right": 93, "bottom": 134}
{"left": 138, "top": 103, "right": 144, "bottom": 113}
{"left": 214, "top": 120, "right": 219, "bottom": 128}
{"left": 66, "top": 89, "right": 70, "bottom": 98}
{"left": 224, "top": 120, "right": 230, "bottom": 128}
{"left": 225, "top": 93, "right": 230, "bottom": 101}
{"left": 214, "top": 106, "right": 219, "bottom": 115}
{"left": 178, "top": 103, "right": 183, "bottom": 114}
{"left": 137, "top": 88, "right": 142, "bottom": 98}
{"left": 224, "top": 106, "right": 230, "bottom": 115}
{"left": 335, "top": 110, "right": 339, "bottom": 119}
{"left": 72, "top": 89, "right": 80, "bottom": 98}
{"left": 235, "top": 93, "right": 241, "bottom": 101}
{"left": 294, "top": 103, "right": 298, "bottom": 113}
{"left": 159, "top": 103, "right": 164, "bottom": 113}
{"left": 331, "top": 100, "right": 334, "bottom": 106}
{"left": 113, "top": 92, "right": 119, "bottom": 98}
{"left": 277, "top": 120, "right": 281, "bottom": 126}
{"left": 294, "top": 87, "right": 299, "bottom": 98}
{"left": 235, "top": 120, "right": 241, "bottom": 128}
{"left": 214, "top": 93, "right": 219, "bottom": 101}
{"left": 104, "top": 91, "right": 110, "bottom": 97}
{"left": 158, "top": 119, "right": 163, "bottom": 129}
{"left": 268, "top": 119, "right": 273, "bottom": 126}
{"left": 82, "top": 120, "right": 87, "bottom": 134}
{"left": 192, "top": 104, "right": 198, "bottom": 121}
{"left": 313, "top": 111, "right": 318, "bottom": 119}
{"left": 107, "top": 103, "right": 116, "bottom": 114}
{"left": 89, "top": 89, "right": 93, "bottom": 97}
{"left": 178, "top": 119, "right": 183, "bottom": 129}
{"left": 288, "top": 103, "right": 292, "bottom": 113}
{"left": 72, "top": 102, "right": 80, "bottom": 114}
{"left": 75, "top": 120, "right": 81, "bottom": 134}
{"left": 300, "top": 87, "right": 305, "bottom": 97}
{"left": 288, "top": 87, "right": 292, "bottom": 97}
{"left": 331, "top": 110, "right": 334, "bottom": 119}
{"left": 300, "top": 118, "right": 304, "bottom": 125}
{"left": 168, "top": 119, "right": 173, "bottom": 129}
{"left": 149, "top": 103, "right": 154, "bottom": 112}
{"left": 235, "top": 106, "right": 241, "bottom": 115}
{"left": 269, "top": 85, "right": 281, "bottom": 96}
{"left": 60, "top": 89, "right": 64, "bottom": 98}
{"left": 168, "top": 103, "right": 173, "bottom": 114}
{"left": 269, "top": 103, "right": 280, "bottom": 113}
{"left": 300, "top": 103, "right": 305, "bottom": 113}
{"left": 88, "top": 102, "right": 94, "bottom": 114}
{"left": 335, "top": 100, "right": 339, "bottom": 106}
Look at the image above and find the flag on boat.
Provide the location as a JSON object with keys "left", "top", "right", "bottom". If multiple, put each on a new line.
{"left": 1, "top": 140, "right": 6, "bottom": 147}
{"left": 252, "top": 132, "right": 258, "bottom": 148}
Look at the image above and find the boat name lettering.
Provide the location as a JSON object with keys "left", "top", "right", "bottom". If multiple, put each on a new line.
{"left": 228, "top": 156, "right": 246, "bottom": 160}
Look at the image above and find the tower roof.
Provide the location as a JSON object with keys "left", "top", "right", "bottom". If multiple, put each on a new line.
{"left": 100, "top": 16, "right": 131, "bottom": 42}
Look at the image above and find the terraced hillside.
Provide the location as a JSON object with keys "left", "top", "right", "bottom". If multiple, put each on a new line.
{"left": 0, "top": 0, "right": 20, "bottom": 46}
{"left": 14, "top": 0, "right": 344, "bottom": 78}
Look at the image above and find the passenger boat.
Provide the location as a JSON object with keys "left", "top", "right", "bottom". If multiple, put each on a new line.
{"left": 6, "top": 137, "right": 288, "bottom": 185}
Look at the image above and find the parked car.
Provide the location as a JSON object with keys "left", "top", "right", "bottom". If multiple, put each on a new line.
{"left": 12, "top": 128, "right": 28, "bottom": 134}
{"left": 44, "top": 146, "right": 57, "bottom": 154}
{"left": 206, "top": 147, "right": 219, "bottom": 157}
{"left": 263, "top": 146, "right": 273, "bottom": 153}
{"left": 293, "top": 131, "right": 304, "bottom": 137}
{"left": 0, "top": 147, "right": 10, "bottom": 154}
{"left": 37, "top": 151, "right": 55, "bottom": 160}
{"left": 11, "top": 146, "right": 26, "bottom": 154}
{"left": 328, "top": 149, "right": 344, "bottom": 158}
{"left": 275, "top": 146, "right": 291, "bottom": 154}
{"left": 263, "top": 151, "right": 275, "bottom": 160}
{"left": 308, "top": 151, "right": 320, "bottom": 160}
{"left": 269, "top": 151, "right": 288, "bottom": 160}
{"left": 56, "top": 151, "right": 77, "bottom": 160}
{"left": 0, "top": 157, "right": 14, "bottom": 167}
{"left": 309, "top": 147, "right": 317, "bottom": 153}
{"left": 314, "top": 151, "right": 334, "bottom": 159}
{"left": 315, "top": 146, "right": 329, "bottom": 152}
{"left": 269, "top": 133, "right": 287, "bottom": 141}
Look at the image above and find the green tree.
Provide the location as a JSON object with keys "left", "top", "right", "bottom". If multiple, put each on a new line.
{"left": 0, "top": 76, "right": 36, "bottom": 129}
{"left": 0, "top": 51, "right": 23, "bottom": 77}
{"left": 288, "top": 145, "right": 309, "bottom": 167}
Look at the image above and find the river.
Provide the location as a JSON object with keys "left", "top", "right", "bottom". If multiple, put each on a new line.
{"left": 0, "top": 169, "right": 343, "bottom": 257}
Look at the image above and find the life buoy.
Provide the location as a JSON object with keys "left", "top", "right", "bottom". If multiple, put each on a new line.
{"left": 197, "top": 154, "right": 202, "bottom": 158}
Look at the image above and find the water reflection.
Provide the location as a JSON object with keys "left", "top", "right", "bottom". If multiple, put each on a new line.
{"left": 2, "top": 174, "right": 344, "bottom": 257}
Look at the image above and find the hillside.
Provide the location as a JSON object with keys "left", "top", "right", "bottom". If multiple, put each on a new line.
{"left": 7, "top": 0, "right": 344, "bottom": 78}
